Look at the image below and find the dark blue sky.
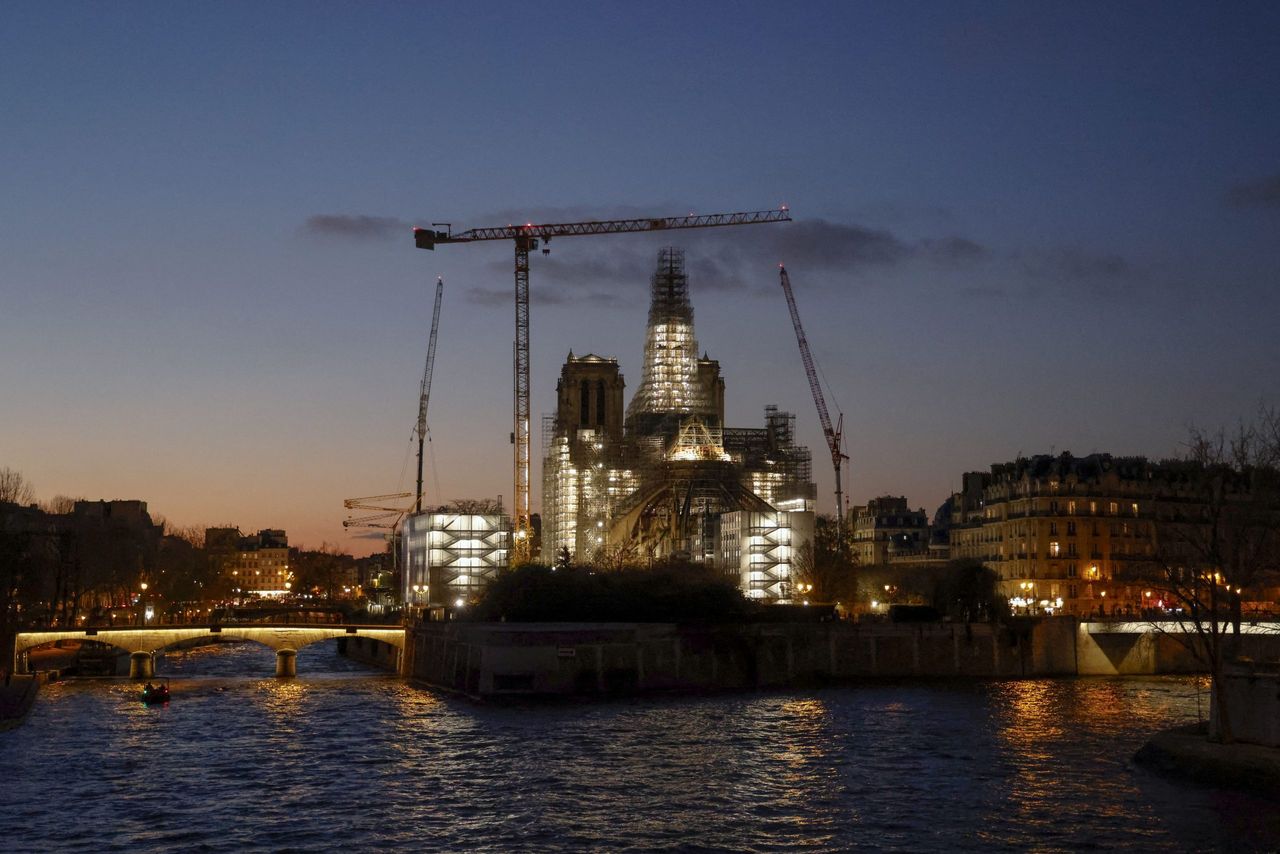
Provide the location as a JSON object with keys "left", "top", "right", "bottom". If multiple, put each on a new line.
{"left": 3, "top": 2, "right": 1278, "bottom": 551}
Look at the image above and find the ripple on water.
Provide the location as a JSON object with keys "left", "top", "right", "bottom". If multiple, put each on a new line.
{"left": 1, "top": 644, "right": 1275, "bottom": 852}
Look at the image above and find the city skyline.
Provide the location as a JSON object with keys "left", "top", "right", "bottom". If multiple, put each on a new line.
{"left": 3, "top": 3, "right": 1278, "bottom": 554}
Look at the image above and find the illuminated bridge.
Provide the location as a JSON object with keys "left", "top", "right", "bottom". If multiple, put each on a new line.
{"left": 1078, "top": 620, "right": 1280, "bottom": 675}
{"left": 13, "top": 624, "right": 406, "bottom": 678}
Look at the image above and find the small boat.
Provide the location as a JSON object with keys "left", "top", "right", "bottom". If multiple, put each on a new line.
{"left": 141, "top": 678, "right": 170, "bottom": 704}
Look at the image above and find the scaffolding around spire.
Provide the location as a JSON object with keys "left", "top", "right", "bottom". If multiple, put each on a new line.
{"left": 541, "top": 248, "right": 815, "bottom": 601}
{"left": 625, "top": 248, "right": 716, "bottom": 427}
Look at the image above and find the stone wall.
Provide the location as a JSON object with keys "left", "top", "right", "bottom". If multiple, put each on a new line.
{"left": 407, "top": 619, "right": 1087, "bottom": 699}
{"left": 338, "top": 635, "right": 401, "bottom": 671}
{"left": 1212, "top": 662, "right": 1280, "bottom": 747}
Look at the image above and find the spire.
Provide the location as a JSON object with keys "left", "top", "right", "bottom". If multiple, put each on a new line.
{"left": 626, "top": 247, "right": 715, "bottom": 422}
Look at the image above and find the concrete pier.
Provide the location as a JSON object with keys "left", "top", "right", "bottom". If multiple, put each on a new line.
{"left": 275, "top": 649, "right": 297, "bottom": 677}
{"left": 129, "top": 651, "right": 155, "bottom": 680}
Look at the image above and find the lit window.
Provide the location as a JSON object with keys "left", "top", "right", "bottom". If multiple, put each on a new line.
{"left": 1050, "top": 541, "right": 1060, "bottom": 557}
{"left": 1068, "top": 501, "right": 1076, "bottom": 515}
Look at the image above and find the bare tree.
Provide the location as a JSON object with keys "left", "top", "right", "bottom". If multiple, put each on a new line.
{"left": 40, "top": 494, "right": 80, "bottom": 515}
{"left": 792, "top": 514, "right": 857, "bottom": 604}
{"left": 0, "top": 468, "right": 35, "bottom": 505}
{"left": 590, "top": 540, "right": 642, "bottom": 572}
{"left": 439, "top": 498, "right": 504, "bottom": 514}
{"left": 1142, "top": 409, "right": 1280, "bottom": 742}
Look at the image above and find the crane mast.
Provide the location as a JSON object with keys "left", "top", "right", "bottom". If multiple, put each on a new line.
{"left": 778, "top": 265, "right": 848, "bottom": 535}
{"left": 415, "top": 277, "right": 444, "bottom": 514}
{"left": 415, "top": 207, "right": 791, "bottom": 565}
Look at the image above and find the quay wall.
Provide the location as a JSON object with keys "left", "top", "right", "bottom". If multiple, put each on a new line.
{"left": 407, "top": 619, "right": 1128, "bottom": 699}
{"left": 338, "top": 635, "right": 401, "bottom": 671}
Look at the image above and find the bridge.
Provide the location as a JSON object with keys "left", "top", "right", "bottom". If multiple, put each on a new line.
{"left": 1078, "top": 620, "right": 1280, "bottom": 675}
{"left": 13, "top": 624, "right": 406, "bottom": 678}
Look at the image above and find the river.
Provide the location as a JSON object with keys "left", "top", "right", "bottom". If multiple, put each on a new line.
{"left": 2, "top": 640, "right": 1276, "bottom": 852}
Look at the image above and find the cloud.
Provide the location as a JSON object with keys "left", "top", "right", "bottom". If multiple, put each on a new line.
{"left": 349, "top": 530, "right": 393, "bottom": 542}
{"left": 443, "top": 207, "right": 1136, "bottom": 308}
{"left": 959, "top": 285, "right": 1008, "bottom": 298}
{"left": 1019, "top": 247, "right": 1139, "bottom": 282}
{"left": 456, "top": 217, "right": 991, "bottom": 309}
{"left": 465, "top": 285, "right": 621, "bottom": 308}
{"left": 921, "top": 236, "right": 989, "bottom": 265}
{"left": 303, "top": 214, "right": 410, "bottom": 240}
{"left": 1225, "top": 174, "right": 1280, "bottom": 209}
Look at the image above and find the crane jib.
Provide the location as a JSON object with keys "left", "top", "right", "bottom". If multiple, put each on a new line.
{"left": 414, "top": 209, "right": 790, "bottom": 247}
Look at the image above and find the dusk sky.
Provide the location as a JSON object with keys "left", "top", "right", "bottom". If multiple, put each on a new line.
{"left": 3, "top": 2, "right": 1278, "bottom": 555}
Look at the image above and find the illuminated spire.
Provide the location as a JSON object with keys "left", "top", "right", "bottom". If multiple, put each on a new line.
{"left": 626, "top": 247, "right": 715, "bottom": 421}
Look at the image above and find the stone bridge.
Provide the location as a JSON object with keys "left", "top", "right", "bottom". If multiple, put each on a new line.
{"left": 14, "top": 624, "right": 406, "bottom": 678}
{"left": 1078, "top": 620, "right": 1280, "bottom": 675}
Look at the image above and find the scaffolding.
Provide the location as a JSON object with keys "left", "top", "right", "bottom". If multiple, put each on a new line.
{"left": 402, "top": 508, "right": 510, "bottom": 607}
{"left": 540, "top": 248, "right": 816, "bottom": 591}
{"left": 625, "top": 249, "right": 715, "bottom": 428}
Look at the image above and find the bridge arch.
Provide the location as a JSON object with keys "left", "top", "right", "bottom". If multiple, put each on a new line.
{"left": 13, "top": 625, "right": 406, "bottom": 677}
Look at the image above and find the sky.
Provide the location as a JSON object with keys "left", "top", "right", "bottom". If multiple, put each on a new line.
{"left": 2, "top": 2, "right": 1278, "bottom": 555}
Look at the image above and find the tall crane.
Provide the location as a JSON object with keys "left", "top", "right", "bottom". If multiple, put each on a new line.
{"left": 414, "top": 207, "right": 791, "bottom": 564}
{"left": 415, "top": 277, "right": 444, "bottom": 513}
{"left": 344, "top": 276, "right": 445, "bottom": 531}
{"left": 778, "top": 264, "right": 848, "bottom": 537}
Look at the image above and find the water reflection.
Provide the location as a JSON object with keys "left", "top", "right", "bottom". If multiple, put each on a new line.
{"left": 3, "top": 661, "right": 1276, "bottom": 853}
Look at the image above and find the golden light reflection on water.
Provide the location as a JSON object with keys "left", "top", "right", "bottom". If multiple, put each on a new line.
{"left": 989, "top": 677, "right": 1212, "bottom": 832}
{"left": 258, "top": 677, "right": 308, "bottom": 723}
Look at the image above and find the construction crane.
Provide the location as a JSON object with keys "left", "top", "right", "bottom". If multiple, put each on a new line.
{"left": 415, "top": 277, "right": 444, "bottom": 513}
{"left": 778, "top": 264, "right": 848, "bottom": 537}
{"left": 414, "top": 207, "right": 792, "bottom": 564}
{"left": 344, "top": 277, "right": 445, "bottom": 530}
{"left": 343, "top": 493, "right": 412, "bottom": 530}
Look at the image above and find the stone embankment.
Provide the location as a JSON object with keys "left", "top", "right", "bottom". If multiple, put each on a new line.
{"left": 406, "top": 619, "right": 1088, "bottom": 700}
{"left": 0, "top": 674, "right": 41, "bottom": 731}
{"left": 1135, "top": 723, "right": 1280, "bottom": 794}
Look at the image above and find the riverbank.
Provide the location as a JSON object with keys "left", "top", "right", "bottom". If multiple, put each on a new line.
{"left": 1135, "top": 723, "right": 1280, "bottom": 794}
{"left": 0, "top": 674, "right": 40, "bottom": 731}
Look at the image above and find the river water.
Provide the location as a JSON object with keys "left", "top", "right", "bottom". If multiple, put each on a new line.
{"left": 2, "top": 641, "right": 1277, "bottom": 852}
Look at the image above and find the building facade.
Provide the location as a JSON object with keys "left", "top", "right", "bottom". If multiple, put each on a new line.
{"left": 206, "top": 527, "right": 292, "bottom": 598}
{"left": 851, "top": 497, "right": 933, "bottom": 567}
{"left": 947, "top": 454, "right": 1169, "bottom": 616}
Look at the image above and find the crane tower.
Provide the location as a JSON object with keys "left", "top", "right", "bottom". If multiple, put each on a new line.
{"left": 779, "top": 264, "right": 848, "bottom": 536}
{"left": 414, "top": 207, "right": 791, "bottom": 564}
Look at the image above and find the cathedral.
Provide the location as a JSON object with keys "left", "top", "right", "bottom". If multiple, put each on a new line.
{"left": 541, "top": 248, "right": 815, "bottom": 601}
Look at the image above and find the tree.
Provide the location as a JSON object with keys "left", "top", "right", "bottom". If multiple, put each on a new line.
{"left": 0, "top": 468, "right": 35, "bottom": 506}
{"left": 1142, "top": 410, "right": 1280, "bottom": 743}
{"left": 40, "top": 494, "right": 80, "bottom": 515}
{"left": 293, "top": 543, "right": 356, "bottom": 600}
{"left": 934, "top": 559, "right": 1007, "bottom": 623}
{"left": 590, "top": 540, "right": 642, "bottom": 572}
{"left": 792, "top": 514, "right": 857, "bottom": 604}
